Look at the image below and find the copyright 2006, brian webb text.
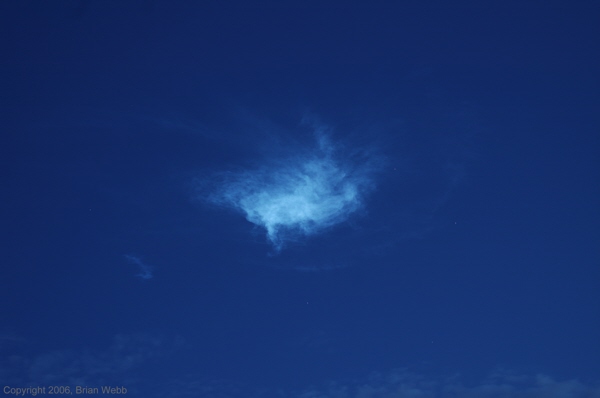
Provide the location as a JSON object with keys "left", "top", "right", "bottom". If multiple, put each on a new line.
{"left": 3, "top": 386, "right": 128, "bottom": 396}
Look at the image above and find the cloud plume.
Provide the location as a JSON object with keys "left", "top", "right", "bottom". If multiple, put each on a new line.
{"left": 201, "top": 126, "right": 382, "bottom": 252}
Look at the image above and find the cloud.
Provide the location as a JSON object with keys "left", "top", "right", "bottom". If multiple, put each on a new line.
{"left": 124, "top": 255, "right": 153, "bottom": 280}
{"left": 0, "top": 333, "right": 183, "bottom": 389}
{"left": 288, "top": 368, "right": 600, "bottom": 398}
{"left": 4, "top": 336, "right": 597, "bottom": 398}
{"left": 199, "top": 124, "right": 383, "bottom": 252}
{"left": 130, "top": 367, "right": 600, "bottom": 397}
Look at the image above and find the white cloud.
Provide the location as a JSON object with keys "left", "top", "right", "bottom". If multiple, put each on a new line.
{"left": 200, "top": 125, "right": 383, "bottom": 252}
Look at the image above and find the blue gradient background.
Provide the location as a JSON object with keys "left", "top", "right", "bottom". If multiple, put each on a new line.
{"left": 1, "top": 2, "right": 599, "bottom": 396}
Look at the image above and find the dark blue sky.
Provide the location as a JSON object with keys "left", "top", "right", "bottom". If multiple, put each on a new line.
{"left": 2, "top": 2, "right": 599, "bottom": 397}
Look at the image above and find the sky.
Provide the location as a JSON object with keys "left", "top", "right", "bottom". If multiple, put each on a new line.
{"left": 1, "top": 1, "right": 599, "bottom": 397}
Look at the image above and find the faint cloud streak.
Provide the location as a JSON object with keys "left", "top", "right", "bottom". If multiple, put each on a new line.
{"left": 124, "top": 255, "right": 153, "bottom": 280}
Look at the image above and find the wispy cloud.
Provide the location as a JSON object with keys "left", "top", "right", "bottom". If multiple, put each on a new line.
{"left": 5, "top": 335, "right": 596, "bottom": 397}
{"left": 124, "top": 255, "right": 153, "bottom": 280}
{"left": 133, "top": 367, "right": 600, "bottom": 397}
{"left": 0, "top": 333, "right": 183, "bottom": 389}
{"left": 199, "top": 123, "right": 384, "bottom": 252}
{"left": 287, "top": 368, "right": 600, "bottom": 398}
